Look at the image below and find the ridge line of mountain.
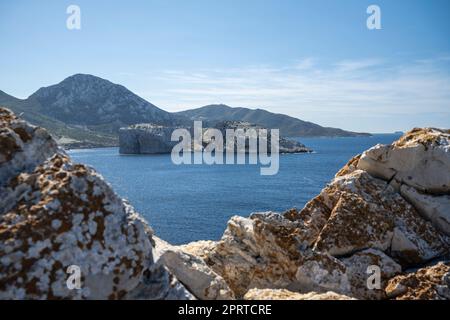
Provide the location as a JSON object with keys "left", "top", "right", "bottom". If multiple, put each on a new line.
{"left": 0, "top": 74, "right": 371, "bottom": 148}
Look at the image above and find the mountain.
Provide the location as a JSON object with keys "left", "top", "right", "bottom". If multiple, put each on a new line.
{"left": 0, "top": 74, "right": 187, "bottom": 147}
{"left": 29, "top": 74, "right": 185, "bottom": 132}
{"left": 0, "top": 75, "right": 370, "bottom": 148}
{"left": 177, "top": 104, "right": 370, "bottom": 137}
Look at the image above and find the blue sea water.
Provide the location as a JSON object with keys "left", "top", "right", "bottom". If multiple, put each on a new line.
{"left": 68, "top": 134, "right": 401, "bottom": 244}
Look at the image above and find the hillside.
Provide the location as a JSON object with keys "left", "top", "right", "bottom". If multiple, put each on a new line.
{"left": 0, "top": 74, "right": 187, "bottom": 147}
{"left": 177, "top": 104, "right": 371, "bottom": 137}
{"left": 1, "top": 76, "right": 370, "bottom": 148}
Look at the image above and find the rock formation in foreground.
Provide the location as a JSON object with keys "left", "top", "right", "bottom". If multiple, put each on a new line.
{"left": 0, "top": 107, "right": 193, "bottom": 299}
{"left": 1, "top": 107, "right": 449, "bottom": 300}
{"left": 158, "top": 128, "right": 449, "bottom": 300}
{"left": 119, "top": 121, "right": 312, "bottom": 154}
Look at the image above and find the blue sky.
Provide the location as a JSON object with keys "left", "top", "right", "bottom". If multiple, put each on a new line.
{"left": 1, "top": 0, "right": 449, "bottom": 132}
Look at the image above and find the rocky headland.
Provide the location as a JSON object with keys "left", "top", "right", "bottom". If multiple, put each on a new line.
{"left": 119, "top": 120, "right": 312, "bottom": 154}
{"left": 0, "top": 107, "right": 448, "bottom": 300}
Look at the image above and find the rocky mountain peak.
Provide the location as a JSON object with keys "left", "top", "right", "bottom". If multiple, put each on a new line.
{"left": 28, "top": 74, "right": 178, "bottom": 128}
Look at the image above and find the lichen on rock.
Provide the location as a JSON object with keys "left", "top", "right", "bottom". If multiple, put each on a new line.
{"left": 386, "top": 262, "right": 450, "bottom": 300}
{"left": 0, "top": 107, "right": 192, "bottom": 300}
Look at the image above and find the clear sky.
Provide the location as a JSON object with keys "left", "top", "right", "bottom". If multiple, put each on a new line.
{"left": 1, "top": 0, "right": 449, "bottom": 132}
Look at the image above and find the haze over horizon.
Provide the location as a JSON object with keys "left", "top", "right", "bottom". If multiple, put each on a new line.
{"left": 1, "top": 0, "right": 449, "bottom": 132}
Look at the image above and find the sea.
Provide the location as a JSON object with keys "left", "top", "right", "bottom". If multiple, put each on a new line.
{"left": 68, "top": 134, "right": 401, "bottom": 244}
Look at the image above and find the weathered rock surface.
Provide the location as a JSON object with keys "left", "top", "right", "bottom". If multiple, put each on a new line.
{"left": 341, "top": 249, "right": 401, "bottom": 299}
{"left": 311, "top": 170, "right": 449, "bottom": 266}
{"left": 385, "top": 262, "right": 450, "bottom": 300}
{"left": 169, "top": 127, "right": 449, "bottom": 300}
{"left": 0, "top": 108, "right": 59, "bottom": 189}
{"left": 400, "top": 184, "right": 450, "bottom": 236}
{"left": 125, "top": 264, "right": 195, "bottom": 300}
{"left": 244, "top": 288, "right": 354, "bottom": 300}
{"left": 357, "top": 128, "right": 450, "bottom": 194}
{"left": 158, "top": 249, "right": 234, "bottom": 300}
{"left": 202, "top": 212, "right": 309, "bottom": 297}
{"left": 0, "top": 107, "right": 192, "bottom": 300}
{"left": 294, "top": 251, "right": 350, "bottom": 294}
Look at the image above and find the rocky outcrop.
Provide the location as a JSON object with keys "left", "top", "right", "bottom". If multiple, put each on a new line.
{"left": 312, "top": 170, "right": 448, "bottom": 266}
{"left": 357, "top": 128, "right": 450, "bottom": 194}
{"left": 166, "top": 127, "right": 449, "bottom": 300}
{"left": 244, "top": 288, "right": 354, "bottom": 300}
{"left": 400, "top": 185, "right": 450, "bottom": 236}
{"left": 157, "top": 249, "right": 234, "bottom": 300}
{"left": 1, "top": 109, "right": 449, "bottom": 301}
{"left": 119, "top": 124, "right": 180, "bottom": 154}
{"left": 0, "top": 108, "right": 59, "bottom": 189}
{"left": 341, "top": 249, "right": 401, "bottom": 299}
{"left": 386, "top": 263, "right": 450, "bottom": 300}
{"left": 149, "top": 236, "right": 234, "bottom": 300}
{"left": 119, "top": 121, "right": 311, "bottom": 154}
{"left": 0, "top": 107, "right": 192, "bottom": 300}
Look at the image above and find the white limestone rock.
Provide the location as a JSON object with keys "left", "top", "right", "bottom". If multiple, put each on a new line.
{"left": 158, "top": 249, "right": 234, "bottom": 300}
{"left": 400, "top": 184, "right": 450, "bottom": 236}
{"left": 357, "top": 128, "right": 450, "bottom": 194}
{"left": 0, "top": 107, "right": 59, "bottom": 191}
{"left": 0, "top": 107, "right": 192, "bottom": 300}
{"left": 341, "top": 249, "right": 402, "bottom": 299}
{"left": 244, "top": 288, "right": 354, "bottom": 300}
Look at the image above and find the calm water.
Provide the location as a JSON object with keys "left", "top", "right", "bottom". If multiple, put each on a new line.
{"left": 68, "top": 134, "right": 401, "bottom": 244}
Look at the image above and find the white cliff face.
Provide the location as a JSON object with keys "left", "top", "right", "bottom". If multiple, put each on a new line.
{"left": 119, "top": 124, "right": 179, "bottom": 154}
{"left": 0, "top": 107, "right": 192, "bottom": 300}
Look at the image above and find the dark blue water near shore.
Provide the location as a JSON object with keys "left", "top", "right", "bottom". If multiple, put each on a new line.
{"left": 69, "top": 134, "right": 401, "bottom": 244}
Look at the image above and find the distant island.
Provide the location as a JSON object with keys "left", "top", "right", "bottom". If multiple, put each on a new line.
{"left": 0, "top": 74, "right": 371, "bottom": 149}
{"left": 119, "top": 120, "right": 312, "bottom": 155}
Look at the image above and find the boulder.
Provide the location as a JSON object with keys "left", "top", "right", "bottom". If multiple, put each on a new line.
{"left": 0, "top": 107, "right": 192, "bottom": 300}
{"left": 341, "top": 249, "right": 401, "bottom": 299}
{"left": 310, "top": 170, "right": 449, "bottom": 266}
{"left": 202, "top": 212, "right": 312, "bottom": 297}
{"left": 0, "top": 108, "right": 58, "bottom": 189}
{"left": 400, "top": 184, "right": 450, "bottom": 236}
{"left": 385, "top": 262, "right": 450, "bottom": 300}
{"left": 158, "top": 249, "right": 234, "bottom": 300}
{"left": 125, "top": 264, "right": 195, "bottom": 300}
{"left": 119, "top": 124, "right": 179, "bottom": 154}
{"left": 244, "top": 288, "right": 354, "bottom": 300}
{"left": 0, "top": 153, "right": 153, "bottom": 299}
{"left": 294, "top": 251, "right": 350, "bottom": 294}
{"left": 357, "top": 128, "right": 450, "bottom": 194}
